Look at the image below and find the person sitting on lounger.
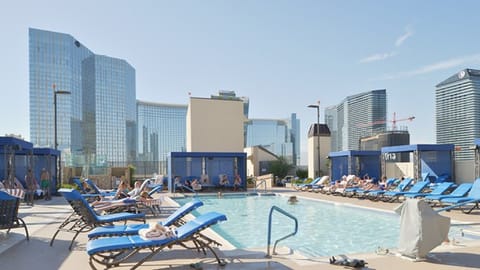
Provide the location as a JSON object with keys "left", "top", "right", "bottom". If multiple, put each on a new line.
{"left": 82, "top": 180, "right": 96, "bottom": 194}
{"left": 115, "top": 179, "right": 131, "bottom": 199}
{"left": 219, "top": 174, "right": 229, "bottom": 187}
{"left": 191, "top": 179, "right": 202, "bottom": 191}
{"left": 233, "top": 174, "right": 242, "bottom": 191}
{"left": 128, "top": 180, "right": 143, "bottom": 197}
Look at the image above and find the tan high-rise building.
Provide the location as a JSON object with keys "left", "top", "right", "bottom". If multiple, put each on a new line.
{"left": 187, "top": 97, "right": 245, "bottom": 152}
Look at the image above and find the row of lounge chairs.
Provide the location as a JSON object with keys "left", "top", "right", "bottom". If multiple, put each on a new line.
{"left": 51, "top": 189, "right": 228, "bottom": 269}
{"left": 296, "top": 175, "right": 480, "bottom": 214}
{"left": 73, "top": 178, "right": 164, "bottom": 216}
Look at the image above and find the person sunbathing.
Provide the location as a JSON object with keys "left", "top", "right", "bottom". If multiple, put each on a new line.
{"left": 191, "top": 179, "right": 202, "bottom": 191}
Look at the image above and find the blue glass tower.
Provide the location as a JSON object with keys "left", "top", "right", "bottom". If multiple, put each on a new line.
{"left": 82, "top": 55, "right": 136, "bottom": 165}
{"left": 29, "top": 28, "right": 136, "bottom": 167}
{"left": 326, "top": 89, "right": 387, "bottom": 151}
{"left": 245, "top": 113, "right": 300, "bottom": 165}
{"left": 29, "top": 28, "right": 92, "bottom": 152}
{"left": 137, "top": 101, "right": 188, "bottom": 175}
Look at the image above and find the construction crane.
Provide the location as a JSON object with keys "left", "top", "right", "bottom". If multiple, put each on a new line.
{"left": 356, "top": 112, "right": 415, "bottom": 130}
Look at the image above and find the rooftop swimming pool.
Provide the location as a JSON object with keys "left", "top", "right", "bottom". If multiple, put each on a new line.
{"left": 174, "top": 194, "right": 401, "bottom": 257}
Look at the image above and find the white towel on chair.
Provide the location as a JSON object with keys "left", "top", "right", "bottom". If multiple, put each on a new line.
{"left": 138, "top": 222, "right": 175, "bottom": 240}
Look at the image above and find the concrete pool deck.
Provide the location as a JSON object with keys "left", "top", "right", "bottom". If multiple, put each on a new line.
{"left": 1, "top": 187, "right": 480, "bottom": 269}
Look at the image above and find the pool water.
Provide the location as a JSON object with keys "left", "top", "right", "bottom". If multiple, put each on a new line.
{"left": 174, "top": 194, "right": 401, "bottom": 257}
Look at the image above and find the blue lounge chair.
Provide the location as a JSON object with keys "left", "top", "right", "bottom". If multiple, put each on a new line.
{"left": 50, "top": 188, "right": 146, "bottom": 250}
{"left": 295, "top": 177, "right": 321, "bottom": 190}
{"left": 433, "top": 174, "right": 450, "bottom": 184}
{"left": 380, "top": 180, "right": 430, "bottom": 202}
{"left": 87, "top": 211, "right": 227, "bottom": 270}
{"left": 88, "top": 199, "right": 204, "bottom": 239}
{"left": 85, "top": 178, "right": 116, "bottom": 197}
{"left": 352, "top": 178, "right": 395, "bottom": 198}
{"left": 424, "top": 182, "right": 473, "bottom": 204}
{"left": 0, "top": 190, "right": 29, "bottom": 240}
{"left": 366, "top": 178, "right": 413, "bottom": 201}
{"left": 437, "top": 179, "right": 480, "bottom": 214}
{"left": 403, "top": 182, "right": 453, "bottom": 199}
{"left": 72, "top": 178, "right": 84, "bottom": 191}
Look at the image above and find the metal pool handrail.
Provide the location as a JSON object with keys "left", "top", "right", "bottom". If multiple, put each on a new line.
{"left": 254, "top": 178, "right": 267, "bottom": 193}
{"left": 266, "top": 205, "right": 298, "bottom": 258}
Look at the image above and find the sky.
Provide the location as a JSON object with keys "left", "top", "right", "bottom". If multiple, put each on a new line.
{"left": 1, "top": 1, "right": 480, "bottom": 165}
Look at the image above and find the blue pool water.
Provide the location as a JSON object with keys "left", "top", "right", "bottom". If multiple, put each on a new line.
{"left": 174, "top": 194, "right": 401, "bottom": 257}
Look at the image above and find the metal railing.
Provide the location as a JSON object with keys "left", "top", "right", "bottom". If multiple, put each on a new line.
{"left": 266, "top": 206, "right": 298, "bottom": 257}
{"left": 254, "top": 178, "right": 267, "bottom": 193}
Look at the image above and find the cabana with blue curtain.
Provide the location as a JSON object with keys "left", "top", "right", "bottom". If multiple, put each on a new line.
{"left": 33, "top": 148, "right": 60, "bottom": 194}
{"left": 381, "top": 144, "right": 454, "bottom": 182}
{"left": 169, "top": 152, "right": 247, "bottom": 192}
{"left": 328, "top": 150, "right": 381, "bottom": 182}
{"left": 0, "top": 136, "right": 33, "bottom": 187}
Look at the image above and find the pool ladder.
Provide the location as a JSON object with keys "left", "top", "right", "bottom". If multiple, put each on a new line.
{"left": 266, "top": 206, "right": 298, "bottom": 258}
{"left": 254, "top": 178, "right": 267, "bottom": 193}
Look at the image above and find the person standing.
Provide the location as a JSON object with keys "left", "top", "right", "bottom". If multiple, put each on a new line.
{"left": 40, "top": 168, "right": 51, "bottom": 200}
{"left": 25, "top": 168, "right": 38, "bottom": 206}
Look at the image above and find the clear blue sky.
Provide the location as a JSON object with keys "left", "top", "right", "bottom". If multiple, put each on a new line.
{"left": 2, "top": 1, "right": 480, "bottom": 165}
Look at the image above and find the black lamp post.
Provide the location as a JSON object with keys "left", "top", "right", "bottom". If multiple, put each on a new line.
{"left": 308, "top": 102, "right": 321, "bottom": 177}
{"left": 53, "top": 84, "right": 71, "bottom": 190}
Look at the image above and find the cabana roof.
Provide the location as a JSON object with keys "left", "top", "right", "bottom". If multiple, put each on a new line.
{"left": 0, "top": 136, "right": 33, "bottom": 154}
{"left": 171, "top": 152, "right": 246, "bottom": 158}
{"left": 33, "top": 148, "right": 60, "bottom": 156}
{"left": 329, "top": 150, "right": 380, "bottom": 157}
{"left": 381, "top": 144, "right": 454, "bottom": 153}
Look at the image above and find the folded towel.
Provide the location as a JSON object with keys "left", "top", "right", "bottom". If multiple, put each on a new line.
{"left": 138, "top": 223, "right": 175, "bottom": 240}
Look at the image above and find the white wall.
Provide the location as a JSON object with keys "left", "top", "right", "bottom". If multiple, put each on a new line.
{"left": 308, "top": 135, "right": 331, "bottom": 178}
{"left": 455, "top": 160, "right": 475, "bottom": 183}
{"left": 385, "top": 162, "right": 414, "bottom": 179}
{"left": 187, "top": 98, "right": 245, "bottom": 152}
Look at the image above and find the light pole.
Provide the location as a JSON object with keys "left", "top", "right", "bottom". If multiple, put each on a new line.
{"left": 308, "top": 102, "right": 321, "bottom": 177}
{"left": 53, "top": 84, "right": 71, "bottom": 190}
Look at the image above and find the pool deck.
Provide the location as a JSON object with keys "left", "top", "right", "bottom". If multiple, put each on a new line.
{"left": 1, "top": 187, "right": 480, "bottom": 270}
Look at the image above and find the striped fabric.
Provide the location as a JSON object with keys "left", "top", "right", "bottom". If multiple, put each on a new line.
{"left": 1, "top": 189, "right": 25, "bottom": 199}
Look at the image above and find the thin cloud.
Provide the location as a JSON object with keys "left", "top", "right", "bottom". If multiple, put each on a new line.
{"left": 395, "top": 25, "right": 414, "bottom": 47}
{"left": 370, "top": 54, "right": 480, "bottom": 81}
{"left": 407, "top": 54, "right": 480, "bottom": 76}
{"left": 359, "top": 51, "right": 397, "bottom": 63}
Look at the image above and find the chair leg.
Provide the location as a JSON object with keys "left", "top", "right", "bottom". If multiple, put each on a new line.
{"left": 17, "top": 217, "right": 29, "bottom": 241}
{"left": 50, "top": 229, "right": 61, "bottom": 246}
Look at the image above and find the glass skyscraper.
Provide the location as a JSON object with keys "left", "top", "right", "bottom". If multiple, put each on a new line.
{"left": 29, "top": 28, "right": 136, "bottom": 167}
{"left": 436, "top": 69, "right": 480, "bottom": 160}
{"left": 245, "top": 113, "right": 300, "bottom": 165}
{"left": 325, "top": 89, "right": 387, "bottom": 151}
{"left": 29, "top": 28, "right": 92, "bottom": 152}
{"left": 137, "top": 101, "right": 187, "bottom": 175}
{"left": 82, "top": 55, "right": 136, "bottom": 165}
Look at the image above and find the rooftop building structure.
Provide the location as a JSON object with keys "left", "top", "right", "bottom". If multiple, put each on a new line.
{"left": 325, "top": 89, "right": 387, "bottom": 151}
{"left": 436, "top": 69, "right": 480, "bottom": 160}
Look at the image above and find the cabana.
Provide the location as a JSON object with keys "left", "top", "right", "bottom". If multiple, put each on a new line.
{"left": 328, "top": 150, "right": 381, "bottom": 182}
{"left": 0, "top": 137, "right": 60, "bottom": 195}
{"left": 381, "top": 144, "right": 454, "bottom": 182}
{"left": 0, "top": 137, "right": 34, "bottom": 187}
{"left": 169, "top": 152, "right": 247, "bottom": 192}
{"left": 32, "top": 148, "right": 60, "bottom": 193}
